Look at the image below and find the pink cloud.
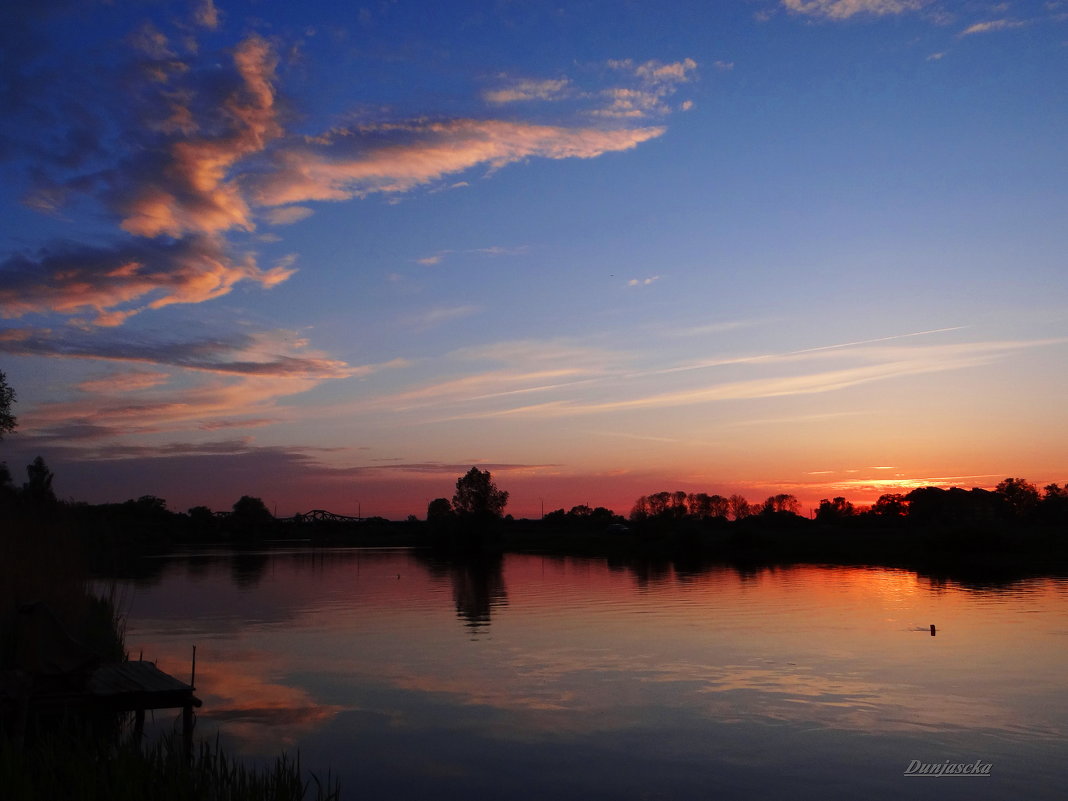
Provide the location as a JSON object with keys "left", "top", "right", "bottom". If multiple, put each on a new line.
{"left": 0, "top": 236, "right": 293, "bottom": 326}
{"left": 77, "top": 370, "right": 171, "bottom": 394}
{"left": 0, "top": 325, "right": 361, "bottom": 380}
{"left": 250, "top": 119, "right": 666, "bottom": 206}
{"left": 194, "top": 0, "right": 220, "bottom": 30}
{"left": 114, "top": 35, "right": 282, "bottom": 239}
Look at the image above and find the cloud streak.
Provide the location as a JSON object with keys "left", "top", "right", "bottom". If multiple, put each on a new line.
{"left": 250, "top": 119, "right": 666, "bottom": 207}
{"left": 477, "top": 338, "right": 1064, "bottom": 419}
{"left": 0, "top": 236, "right": 293, "bottom": 327}
{"left": 780, "top": 0, "right": 930, "bottom": 19}
{"left": 0, "top": 325, "right": 379, "bottom": 379}
{"left": 959, "top": 19, "right": 1028, "bottom": 36}
{"left": 483, "top": 77, "right": 572, "bottom": 104}
{"left": 337, "top": 331, "right": 1064, "bottom": 424}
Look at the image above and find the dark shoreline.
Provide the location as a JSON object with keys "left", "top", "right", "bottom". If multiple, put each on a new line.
{"left": 86, "top": 515, "right": 1068, "bottom": 589}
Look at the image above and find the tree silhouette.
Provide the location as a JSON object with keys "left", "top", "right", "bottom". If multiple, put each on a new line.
{"left": 761, "top": 494, "right": 800, "bottom": 515}
{"left": 1040, "top": 483, "right": 1068, "bottom": 524}
{"left": 427, "top": 497, "right": 453, "bottom": 521}
{"left": 452, "top": 468, "right": 508, "bottom": 518}
{"left": 228, "top": 495, "right": 274, "bottom": 539}
{"left": 728, "top": 494, "right": 751, "bottom": 521}
{"left": 23, "top": 456, "right": 56, "bottom": 507}
{"left": 0, "top": 370, "right": 15, "bottom": 441}
{"left": 871, "top": 493, "right": 908, "bottom": 518}
{"left": 816, "top": 496, "right": 855, "bottom": 522}
{"left": 994, "top": 477, "right": 1039, "bottom": 519}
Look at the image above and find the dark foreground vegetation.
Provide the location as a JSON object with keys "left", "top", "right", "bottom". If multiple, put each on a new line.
{"left": 0, "top": 502, "right": 340, "bottom": 800}
{"left": 1, "top": 729, "right": 337, "bottom": 801}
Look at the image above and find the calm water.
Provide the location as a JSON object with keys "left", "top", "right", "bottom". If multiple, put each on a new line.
{"left": 113, "top": 549, "right": 1068, "bottom": 800}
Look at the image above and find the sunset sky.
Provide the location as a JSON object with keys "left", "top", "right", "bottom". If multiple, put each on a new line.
{"left": 2, "top": 0, "right": 1066, "bottom": 518}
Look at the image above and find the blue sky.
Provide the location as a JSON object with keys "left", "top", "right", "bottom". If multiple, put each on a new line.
{"left": 2, "top": 0, "right": 1066, "bottom": 517}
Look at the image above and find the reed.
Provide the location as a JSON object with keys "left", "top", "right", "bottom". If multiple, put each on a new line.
{"left": 0, "top": 730, "right": 340, "bottom": 801}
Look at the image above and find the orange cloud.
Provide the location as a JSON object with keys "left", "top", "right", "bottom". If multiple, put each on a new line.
{"left": 251, "top": 120, "right": 666, "bottom": 206}
{"left": 77, "top": 370, "right": 171, "bottom": 394}
{"left": 115, "top": 35, "right": 282, "bottom": 239}
{"left": 193, "top": 0, "right": 220, "bottom": 30}
{"left": 0, "top": 236, "right": 293, "bottom": 326}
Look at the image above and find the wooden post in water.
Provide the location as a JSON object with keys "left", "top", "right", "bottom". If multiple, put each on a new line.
{"left": 930, "top": 624, "right": 936, "bottom": 636}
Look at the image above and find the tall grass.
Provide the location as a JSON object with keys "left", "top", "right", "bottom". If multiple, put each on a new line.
{"left": 0, "top": 730, "right": 340, "bottom": 801}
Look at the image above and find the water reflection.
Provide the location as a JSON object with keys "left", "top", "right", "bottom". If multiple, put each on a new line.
{"left": 115, "top": 551, "right": 1068, "bottom": 800}
{"left": 414, "top": 552, "right": 508, "bottom": 632}
{"left": 229, "top": 550, "right": 269, "bottom": 588}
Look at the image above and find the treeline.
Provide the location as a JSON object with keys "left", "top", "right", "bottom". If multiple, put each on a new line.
{"left": 627, "top": 478, "right": 1068, "bottom": 527}
{"left": 629, "top": 491, "right": 799, "bottom": 521}
{"left": 1, "top": 457, "right": 288, "bottom": 546}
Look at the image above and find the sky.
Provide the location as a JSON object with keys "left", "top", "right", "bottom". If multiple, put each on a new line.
{"left": 1, "top": 0, "right": 1066, "bottom": 519}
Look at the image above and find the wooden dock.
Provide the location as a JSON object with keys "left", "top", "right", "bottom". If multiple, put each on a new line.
{"left": 5, "top": 604, "right": 202, "bottom": 750}
{"left": 89, "top": 661, "right": 202, "bottom": 747}
{"left": 24, "top": 660, "right": 202, "bottom": 750}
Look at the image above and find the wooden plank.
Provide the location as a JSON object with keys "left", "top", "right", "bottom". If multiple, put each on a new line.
{"left": 88, "top": 661, "right": 194, "bottom": 696}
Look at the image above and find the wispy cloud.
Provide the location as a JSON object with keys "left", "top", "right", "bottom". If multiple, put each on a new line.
{"left": 959, "top": 19, "right": 1028, "bottom": 36}
{"left": 0, "top": 236, "right": 293, "bottom": 327}
{"left": 0, "top": 326, "right": 360, "bottom": 379}
{"left": 0, "top": 324, "right": 401, "bottom": 445}
{"left": 483, "top": 77, "right": 572, "bottom": 104}
{"left": 645, "top": 326, "right": 968, "bottom": 376}
{"left": 354, "top": 331, "right": 1063, "bottom": 423}
{"left": 250, "top": 119, "right": 666, "bottom": 206}
{"left": 478, "top": 338, "right": 1064, "bottom": 418}
{"left": 589, "top": 430, "right": 682, "bottom": 444}
{"left": 627, "top": 275, "right": 662, "bottom": 287}
{"left": 354, "top": 368, "right": 594, "bottom": 413}
{"left": 77, "top": 371, "right": 171, "bottom": 394}
{"left": 416, "top": 245, "right": 528, "bottom": 266}
{"left": 667, "top": 319, "right": 768, "bottom": 337}
{"left": 780, "top": 0, "right": 931, "bottom": 19}
{"left": 263, "top": 206, "right": 315, "bottom": 226}
{"left": 402, "top": 305, "right": 481, "bottom": 330}
{"left": 596, "top": 59, "right": 698, "bottom": 119}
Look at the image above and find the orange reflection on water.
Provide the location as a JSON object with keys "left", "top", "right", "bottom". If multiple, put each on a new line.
{"left": 120, "top": 551, "right": 1068, "bottom": 763}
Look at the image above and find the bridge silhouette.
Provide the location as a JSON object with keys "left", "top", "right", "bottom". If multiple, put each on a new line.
{"left": 289, "top": 509, "right": 364, "bottom": 524}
